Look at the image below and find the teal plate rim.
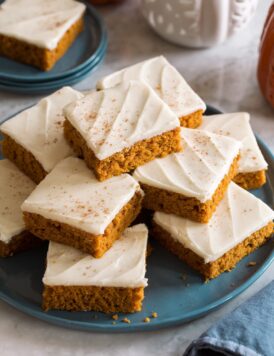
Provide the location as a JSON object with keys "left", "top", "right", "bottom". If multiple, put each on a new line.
{"left": 0, "top": 36, "right": 107, "bottom": 88}
{"left": 0, "top": 1, "right": 107, "bottom": 83}
{"left": 0, "top": 49, "right": 106, "bottom": 94}
{"left": 0, "top": 105, "right": 273, "bottom": 333}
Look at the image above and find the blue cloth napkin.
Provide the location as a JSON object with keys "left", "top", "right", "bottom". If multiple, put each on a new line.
{"left": 184, "top": 280, "right": 274, "bottom": 356}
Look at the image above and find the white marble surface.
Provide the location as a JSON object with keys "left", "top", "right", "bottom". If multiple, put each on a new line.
{"left": 0, "top": 1, "right": 273, "bottom": 355}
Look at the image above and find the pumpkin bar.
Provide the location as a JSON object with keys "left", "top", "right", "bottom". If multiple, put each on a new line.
{"left": 42, "top": 224, "right": 148, "bottom": 313}
{"left": 0, "top": 159, "right": 42, "bottom": 257}
{"left": 200, "top": 112, "right": 268, "bottom": 190}
{"left": 22, "top": 157, "right": 143, "bottom": 257}
{"left": 64, "top": 80, "right": 181, "bottom": 181}
{"left": 0, "top": 0, "right": 86, "bottom": 71}
{"left": 152, "top": 182, "right": 274, "bottom": 280}
{"left": 133, "top": 128, "right": 241, "bottom": 223}
{"left": 0, "top": 87, "right": 83, "bottom": 183}
{"left": 97, "top": 56, "right": 206, "bottom": 128}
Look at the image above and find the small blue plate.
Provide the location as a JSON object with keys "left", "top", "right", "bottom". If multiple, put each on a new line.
{"left": 0, "top": 105, "right": 273, "bottom": 332}
{"left": 0, "top": 50, "right": 105, "bottom": 94}
{"left": 0, "top": 2, "right": 107, "bottom": 84}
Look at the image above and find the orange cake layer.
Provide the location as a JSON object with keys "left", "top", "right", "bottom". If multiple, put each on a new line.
{"left": 0, "top": 231, "right": 43, "bottom": 258}
{"left": 64, "top": 119, "right": 182, "bottom": 181}
{"left": 0, "top": 16, "right": 84, "bottom": 71}
{"left": 179, "top": 110, "right": 203, "bottom": 128}
{"left": 234, "top": 170, "right": 266, "bottom": 190}
{"left": 23, "top": 191, "right": 143, "bottom": 257}
{"left": 152, "top": 221, "right": 274, "bottom": 280}
{"left": 1, "top": 133, "right": 47, "bottom": 184}
{"left": 43, "top": 285, "right": 144, "bottom": 313}
{"left": 140, "top": 155, "right": 239, "bottom": 223}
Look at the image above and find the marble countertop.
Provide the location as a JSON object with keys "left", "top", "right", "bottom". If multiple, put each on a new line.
{"left": 0, "top": 1, "right": 273, "bottom": 355}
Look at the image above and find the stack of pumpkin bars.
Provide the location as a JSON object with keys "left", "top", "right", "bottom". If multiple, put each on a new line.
{"left": 0, "top": 56, "right": 273, "bottom": 314}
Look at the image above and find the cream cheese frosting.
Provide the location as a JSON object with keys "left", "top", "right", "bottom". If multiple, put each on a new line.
{"left": 43, "top": 224, "right": 148, "bottom": 288}
{"left": 0, "top": 87, "right": 83, "bottom": 173}
{"left": 96, "top": 56, "right": 206, "bottom": 118}
{"left": 21, "top": 157, "right": 142, "bottom": 235}
{"left": 200, "top": 112, "right": 268, "bottom": 174}
{"left": 133, "top": 128, "right": 241, "bottom": 203}
{"left": 0, "top": 160, "right": 36, "bottom": 244}
{"left": 0, "top": 0, "right": 86, "bottom": 50}
{"left": 154, "top": 182, "right": 274, "bottom": 263}
{"left": 64, "top": 80, "right": 180, "bottom": 160}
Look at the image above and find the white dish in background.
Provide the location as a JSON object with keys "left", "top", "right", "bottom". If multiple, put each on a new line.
{"left": 141, "top": 0, "right": 259, "bottom": 48}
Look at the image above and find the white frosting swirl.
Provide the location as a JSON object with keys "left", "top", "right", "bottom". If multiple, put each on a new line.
{"left": 200, "top": 112, "right": 268, "bottom": 173}
{"left": 43, "top": 224, "right": 148, "bottom": 288}
{"left": 1, "top": 87, "right": 83, "bottom": 173}
{"left": 154, "top": 182, "right": 274, "bottom": 263}
{"left": 64, "top": 80, "right": 180, "bottom": 160}
{"left": 0, "top": 160, "right": 36, "bottom": 243}
{"left": 0, "top": 0, "right": 86, "bottom": 50}
{"left": 133, "top": 128, "right": 241, "bottom": 203}
{"left": 97, "top": 56, "right": 206, "bottom": 118}
{"left": 21, "top": 157, "right": 142, "bottom": 235}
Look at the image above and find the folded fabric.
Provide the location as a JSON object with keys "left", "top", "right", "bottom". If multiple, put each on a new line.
{"left": 184, "top": 280, "right": 274, "bottom": 356}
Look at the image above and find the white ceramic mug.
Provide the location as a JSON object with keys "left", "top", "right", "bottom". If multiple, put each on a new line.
{"left": 141, "top": 0, "right": 259, "bottom": 48}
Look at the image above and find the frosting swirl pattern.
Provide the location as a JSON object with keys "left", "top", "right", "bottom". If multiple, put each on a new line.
{"left": 154, "top": 182, "right": 274, "bottom": 263}
{"left": 200, "top": 112, "right": 267, "bottom": 173}
{"left": 0, "top": 160, "right": 35, "bottom": 243}
{"left": 1, "top": 87, "right": 83, "bottom": 172}
{"left": 97, "top": 56, "right": 206, "bottom": 118}
{"left": 21, "top": 157, "right": 142, "bottom": 235}
{"left": 133, "top": 128, "right": 241, "bottom": 203}
{"left": 43, "top": 224, "right": 148, "bottom": 287}
{"left": 64, "top": 80, "right": 180, "bottom": 160}
{"left": 0, "top": 0, "right": 86, "bottom": 50}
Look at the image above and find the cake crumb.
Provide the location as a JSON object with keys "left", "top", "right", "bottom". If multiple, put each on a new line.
{"left": 122, "top": 318, "right": 131, "bottom": 324}
{"left": 151, "top": 312, "right": 158, "bottom": 318}
{"left": 112, "top": 321, "right": 116, "bottom": 325}
{"left": 180, "top": 273, "right": 187, "bottom": 281}
{"left": 143, "top": 317, "right": 150, "bottom": 323}
{"left": 112, "top": 314, "right": 119, "bottom": 320}
{"left": 247, "top": 261, "right": 257, "bottom": 267}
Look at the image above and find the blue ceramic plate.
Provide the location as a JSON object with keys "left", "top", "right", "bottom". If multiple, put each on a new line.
{"left": 0, "top": 52, "right": 105, "bottom": 94}
{"left": 0, "top": 2, "right": 107, "bottom": 83}
{"left": 0, "top": 105, "right": 273, "bottom": 333}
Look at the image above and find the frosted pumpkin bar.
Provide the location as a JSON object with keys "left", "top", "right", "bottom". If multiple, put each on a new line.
{"left": 133, "top": 128, "right": 241, "bottom": 223}
{"left": 0, "top": 160, "right": 41, "bottom": 257}
{"left": 0, "top": 0, "right": 86, "bottom": 70}
{"left": 64, "top": 80, "right": 181, "bottom": 181}
{"left": 0, "top": 87, "right": 83, "bottom": 184}
{"left": 152, "top": 182, "right": 274, "bottom": 280}
{"left": 22, "top": 157, "right": 143, "bottom": 257}
{"left": 97, "top": 56, "right": 206, "bottom": 128}
{"left": 42, "top": 224, "right": 148, "bottom": 313}
{"left": 200, "top": 112, "right": 268, "bottom": 190}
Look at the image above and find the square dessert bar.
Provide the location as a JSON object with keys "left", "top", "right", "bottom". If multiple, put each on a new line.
{"left": 64, "top": 80, "right": 182, "bottom": 181}
{"left": 0, "top": 87, "right": 83, "bottom": 183}
{"left": 97, "top": 56, "right": 206, "bottom": 128}
{"left": 42, "top": 224, "right": 148, "bottom": 313}
{"left": 0, "top": 160, "right": 41, "bottom": 257}
{"left": 22, "top": 157, "right": 143, "bottom": 257}
{"left": 200, "top": 112, "right": 268, "bottom": 190}
{"left": 152, "top": 182, "right": 274, "bottom": 280}
{"left": 0, "top": 0, "right": 86, "bottom": 71}
{"left": 133, "top": 128, "right": 241, "bottom": 223}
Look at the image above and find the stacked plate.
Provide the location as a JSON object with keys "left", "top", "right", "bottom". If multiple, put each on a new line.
{"left": 0, "top": 3, "right": 107, "bottom": 94}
